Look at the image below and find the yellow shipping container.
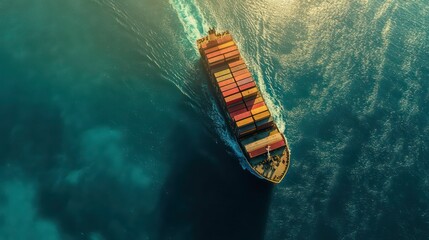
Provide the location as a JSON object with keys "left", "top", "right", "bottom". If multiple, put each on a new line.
{"left": 253, "top": 111, "right": 270, "bottom": 122}
{"left": 216, "top": 73, "right": 233, "bottom": 82}
{"left": 214, "top": 69, "right": 231, "bottom": 78}
{"left": 236, "top": 117, "right": 254, "bottom": 128}
{"left": 241, "top": 87, "right": 258, "bottom": 98}
{"left": 251, "top": 106, "right": 268, "bottom": 115}
{"left": 218, "top": 41, "right": 235, "bottom": 49}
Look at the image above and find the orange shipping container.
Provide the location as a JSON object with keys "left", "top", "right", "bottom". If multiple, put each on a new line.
{"left": 234, "top": 72, "right": 252, "bottom": 81}
{"left": 225, "top": 56, "right": 240, "bottom": 63}
{"left": 204, "top": 46, "right": 219, "bottom": 54}
{"left": 244, "top": 132, "right": 283, "bottom": 153}
{"left": 248, "top": 140, "right": 285, "bottom": 158}
{"left": 253, "top": 111, "right": 271, "bottom": 122}
{"left": 232, "top": 69, "right": 250, "bottom": 78}
{"left": 251, "top": 105, "right": 268, "bottom": 116}
{"left": 208, "top": 55, "right": 225, "bottom": 64}
{"left": 224, "top": 50, "right": 240, "bottom": 59}
{"left": 220, "top": 45, "right": 238, "bottom": 54}
{"left": 220, "top": 82, "right": 238, "bottom": 92}
{"left": 230, "top": 64, "right": 247, "bottom": 73}
{"left": 224, "top": 93, "right": 242, "bottom": 106}
{"left": 218, "top": 78, "right": 235, "bottom": 87}
{"left": 206, "top": 49, "right": 223, "bottom": 59}
{"left": 228, "top": 59, "right": 244, "bottom": 68}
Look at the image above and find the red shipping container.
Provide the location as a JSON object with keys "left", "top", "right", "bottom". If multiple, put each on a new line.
{"left": 239, "top": 82, "right": 256, "bottom": 91}
{"left": 245, "top": 97, "right": 263, "bottom": 109}
{"left": 227, "top": 102, "right": 246, "bottom": 113}
{"left": 236, "top": 77, "right": 254, "bottom": 86}
{"left": 229, "top": 108, "right": 248, "bottom": 119}
{"left": 233, "top": 111, "right": 252, "bottom": 122}
{"left": 220, "top": 82, "right": 238, "bottom": 92}
{"left": 247, "top": 101, "right": 265, "bottom": 111}
{"left": 222, "top": 87, "right": 239, "bottom": 98}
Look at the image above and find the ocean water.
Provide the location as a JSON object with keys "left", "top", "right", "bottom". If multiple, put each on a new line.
{"left": 0, "top": 0, "right": 428, "bottom": 239}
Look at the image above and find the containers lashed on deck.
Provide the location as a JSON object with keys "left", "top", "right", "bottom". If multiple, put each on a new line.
{"left": 205, "top": 41, "right": 240, "bottom": 68}
{"left": 197, "top": 29, "right": 290, "bottom": 183}
{"left": 206, "top": 50, "right": 280, "bottom": 148}
{"left": 202, "top": 37, "right": 282, "bottom": 144}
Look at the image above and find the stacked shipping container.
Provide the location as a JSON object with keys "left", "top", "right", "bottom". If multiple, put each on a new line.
{"left": 201, "top": 38, "right": 286, "bottom": 159}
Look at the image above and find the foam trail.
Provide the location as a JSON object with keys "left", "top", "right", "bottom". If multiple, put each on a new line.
{"left": 169, "top": 0, "right": 210, "bottom": 53}
{"left": 169, "top": 0, "right": 244, "bottom": 160}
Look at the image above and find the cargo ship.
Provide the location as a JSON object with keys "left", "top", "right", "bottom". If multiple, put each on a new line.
{"left": 197, "top": 28, "right": 290, "bottom": 183}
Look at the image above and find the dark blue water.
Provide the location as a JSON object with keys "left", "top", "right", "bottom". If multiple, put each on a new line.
{"left": 1, "top": 0, "right": 428, "bottom": 239}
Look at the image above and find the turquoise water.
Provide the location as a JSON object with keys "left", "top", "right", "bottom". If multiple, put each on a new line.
{"left": 1, "top": 0, "right": 428, "bottom": 239}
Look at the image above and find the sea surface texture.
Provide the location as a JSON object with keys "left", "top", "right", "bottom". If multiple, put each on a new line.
{"left": 0, "top": 0, "right": 428, "bottom": 239}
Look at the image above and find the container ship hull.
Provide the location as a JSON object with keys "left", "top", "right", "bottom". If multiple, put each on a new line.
{"left": 197, "top": 29, "right": 290, "bottom": 183}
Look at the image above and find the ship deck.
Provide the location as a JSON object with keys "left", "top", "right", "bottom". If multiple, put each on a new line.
{"left": 249, "top": 147, "right": 290, "bottom": 183}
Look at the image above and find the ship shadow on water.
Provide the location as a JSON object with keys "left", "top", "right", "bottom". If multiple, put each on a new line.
{"left": 156, "top": 101, "right": 274, "bottom": 240}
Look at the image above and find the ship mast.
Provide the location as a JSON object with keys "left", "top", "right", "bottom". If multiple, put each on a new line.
{"left": 266, "top": 145, "right": 271, "bottom": 160}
